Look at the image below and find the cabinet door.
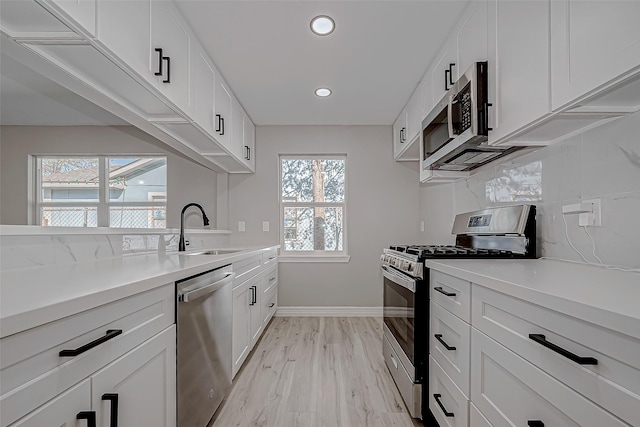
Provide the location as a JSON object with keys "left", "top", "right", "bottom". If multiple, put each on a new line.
{"left": 456, "top": 1, "right": 487, "bottom": 76}
{"left": 150, "top": 1, "right": 193, "bottom": 115}
{"left": 422, "top": 71, "right": 435, "bottom": 114}
{"left": 193, "top": 47, "right": 216, "bottom": 137}
{"left": 487, "top": 0, "right": 551, "bottom": 146}
{"left": 392, "top": 109, "right": 407, "bottom": 159}
{"left": 551, "top": 0, "right": 640, "bottom": 110}
{"left": 231, "top": 100, "right": 244, "bottom": 159}
{"left": 215, "top": 81, "right": 233, "bottom": 150}
{"left": 243, "top": 114, "right": 256, "bottom": 171}
{"left": 91, "top": 326, "right": 176, "bottom": 427}
{"left": 405, "top": 85, "right": 423, "bottom": 144}
{"left": 431, "top": 39, "right": 457, "bottom": 104}
{"left": 232, "top": 284, "right": 251, "bottom": 378}
{"left": 51, "top": 0, "right": 96, "bottom": 36}
{"left": 96, "top": 0, "right": 151, "bottom": 86}
{"left": 250, "top": 290, "right": 263, "bottom": 346}
{"left": 10, "top": 379, "right": 91, "bottom": 427}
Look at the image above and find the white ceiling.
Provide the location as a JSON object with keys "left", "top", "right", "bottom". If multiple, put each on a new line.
{"left": 175, "top": 0, "right": 470, "bottom": 125}
{"left": 0, "top": 1, "right": 469, "bottom": 127}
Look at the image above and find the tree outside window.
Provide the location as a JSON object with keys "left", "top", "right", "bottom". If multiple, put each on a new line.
{"left": 280, "top": 156, "right": 346, "bottom": 255}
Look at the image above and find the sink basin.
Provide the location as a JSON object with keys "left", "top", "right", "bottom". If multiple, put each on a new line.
{"left": 183, "top": 249, "right": 241, "bottom": 256}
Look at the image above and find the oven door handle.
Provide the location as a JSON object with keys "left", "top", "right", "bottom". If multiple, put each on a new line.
{"left": 381, "top": 265, "right": 416, "bottom": 293}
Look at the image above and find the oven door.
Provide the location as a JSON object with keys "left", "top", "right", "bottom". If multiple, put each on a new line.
{"left": 382, "top": 265, "right": 416, "bottom": 366}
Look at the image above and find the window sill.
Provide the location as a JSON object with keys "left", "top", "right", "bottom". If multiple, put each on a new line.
{"left": 279, "top": 255, "right": 351, "bottom": 263}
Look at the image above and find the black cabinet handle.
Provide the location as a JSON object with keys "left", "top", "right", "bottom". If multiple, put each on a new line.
{"left": 162, "top": 56, "right": 170, "bottom": 83}
{"left": 77, "top": 411, "right": 97, "bottom": 427}
{"left": 220, "top": 117, "right": 225, "bottom": 136}
{"left": 253, "top": 285, "right": 257, "bottom": 304}
{"left": 435, "top": 334, "right": 456, "bottom": 351}
{"left": 269, "top": 303, "right": 275, "bottom": 308}
{"left": 433, "top": 394, "right": 454, "bottom": 417}
{"left": 444, "top": 69, "right": 450, "bottom": 91}
{"left": 154, "top": 48, "right": 163, "bottom": 76}
{"left": 102, "top": 394, "right": 119, "bottom": 427}
{"left": 529, "top": 334, "right": 598, "bottom": 365}
{"left": 244, "top": 145, "right": 251, "bottom": 160}
{"left": 400, "top": 127, "right": 406, "bottom": 143}
{"left": 528, "top": 421, "right": 544, "bottom": 427}
{"left": 434, "top": 286, "right": 456, "bottom": 297}
{"left": 448, "top": 63, "right": 455, "bottom": 85}
{"left": 215, "top": 114, "right": 222, "bottom": 133}
{"left": 59, "top": 329, "right": 122, "bottom": 357}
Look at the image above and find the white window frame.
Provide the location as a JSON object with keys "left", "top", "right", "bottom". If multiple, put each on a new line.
{"left": 279, "top": 154, "right": 350, "bottom": 262}
{"left": 33, "top": 155, "right": 167, "bottom": 228}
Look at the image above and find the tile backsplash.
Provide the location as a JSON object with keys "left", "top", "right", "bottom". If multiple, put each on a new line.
{"left": 420, "top": 110, "right": 640, "bottom": 269}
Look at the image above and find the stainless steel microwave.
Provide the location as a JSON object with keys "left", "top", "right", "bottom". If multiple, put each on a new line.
{"left": 422, "top": 61, "right": 519, "bottom": 171}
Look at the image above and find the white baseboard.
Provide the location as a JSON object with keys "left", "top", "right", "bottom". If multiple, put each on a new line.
{"left": 275, "top": 306, "right": 382, "bottom": 317}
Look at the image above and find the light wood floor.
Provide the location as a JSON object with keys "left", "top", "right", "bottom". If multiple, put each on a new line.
{"left": 212, "top": 317, "right": 423, "bottom": 427}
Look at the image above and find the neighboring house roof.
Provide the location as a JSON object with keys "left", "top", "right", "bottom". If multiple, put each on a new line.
{"left": 42, "top": 158, "right": 164, "bottom": 188}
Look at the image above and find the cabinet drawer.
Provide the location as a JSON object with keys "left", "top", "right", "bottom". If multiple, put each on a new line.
{"left": 233, "top": 254, "right": 262, "bottom": 284}
{"left": 262, "top": 264, "right": 278, "bottom": 295}
{"left": 262, "top": 249, "right": 278, "bottom": 265}
{"left": 430, "top": 271, "right": 471, "bottom": 323}
{"left": 262, "top": 285, "right": 277, "bottom": 326}
{"left": 431, "top": 301, "right": 471, "bottom": 397}
{"left": 429, "top": 356, "right": 469, "bottom": 427}
{"left": 471, "top": 328, "right": 629, "bottom": 427}
{"left": 0, "top": 284, "right": 174, "bottom": 426}
{"left": 472, "top": 285, "right": 640, "bottom": 425}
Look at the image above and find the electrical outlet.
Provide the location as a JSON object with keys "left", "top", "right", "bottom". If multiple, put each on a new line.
{"left": 262, "top": 221, "right": 269, "bottom": 232}
{"left": 238, "top": 221, "right": 245, "bottom": 232}
{"left": 420, "top": 221, "right": 425, "bottom": 232}
{"left": 562, "top": 198, "right": 602, "bottom": 227}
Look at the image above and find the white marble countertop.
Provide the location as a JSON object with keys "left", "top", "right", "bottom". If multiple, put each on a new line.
{"left": 0, "top": 245, "right": 278, "bottom": 338}
{"left": 426, "top": 259, "right": 640, "bottom": 340}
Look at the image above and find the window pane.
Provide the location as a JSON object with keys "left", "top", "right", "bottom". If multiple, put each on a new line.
{"left": 110, "top": 206, "right": 166, "bottom": 228}
{"left": 109, "top": 157, "right": 167, "bottom": 202}
{"left": 281, "top": 159, "right": 345, "bottom": 203}
{"left": 283, "top": 206, "right": 343, "bottom": 251}
{"left": 40, "top": 206, "right": 97, "bottom": 227}
{"left": 40, "top": 158, "right": 99, "bottom": 203}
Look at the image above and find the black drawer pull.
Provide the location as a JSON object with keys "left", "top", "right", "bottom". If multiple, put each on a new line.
{"left": 448, "top": 63, "right": 455, "bottom": 85}
{"left": 162, "top": 56, "right": 170, "bottom": 83}
{"left": 528, "top": 334, "right": 598, "bottom": 365}
{"left": 154, "top": 48, "right": 163, "bottom": 76}
{"left": 216, "top": 114, "right": 222, "bottom": 133}
{"left": 433, "top": 394, "right": 454, "bottom": 417}
{"left": 434, "top": 334, "right": 456, "bottom": 351}
{"left": 59, "top": 329, "right": 122, "bottom": 357}
{"left": 77, "top": 411, "right": 97, "bottom": 427}
{"left": 528, "top": 421, "right": 544, "bottom": 427}
{"left": 269, "top": 303, "right": 275, "bottom": 308}
{"left": 102, "top": 394, "right": 119, "bottom": 427}
{"left": 444, "top": 69, "right": 450, "bottom": 91}
{"left": 434, "top": 286, "right": 456, "bottom": 297}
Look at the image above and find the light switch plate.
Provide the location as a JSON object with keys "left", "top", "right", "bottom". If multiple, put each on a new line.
{"left": 262, "top": 221, "right": 269, "bottom": 232}
{"left": 238, "top": 221, "right": 245, "bottom": 232}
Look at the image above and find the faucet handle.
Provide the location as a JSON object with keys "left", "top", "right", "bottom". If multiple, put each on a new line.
{"left": 185, "top": 240, "right": 190, "bottom": 246}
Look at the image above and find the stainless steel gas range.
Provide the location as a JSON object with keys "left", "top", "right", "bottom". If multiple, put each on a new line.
{"left": 381, "top": 205, "right": 537, "bottom": 424}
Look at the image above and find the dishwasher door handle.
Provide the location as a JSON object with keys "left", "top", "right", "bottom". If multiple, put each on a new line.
{"left": 178, "top": 272, "right": 235, "bottom": 302}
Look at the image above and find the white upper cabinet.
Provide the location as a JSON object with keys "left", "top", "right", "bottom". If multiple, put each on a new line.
{"left": 231, "top": 100, "right": 244, "bottom": 160}
{"left": 431, "top": 38, "right": 457, "bottom": 105}
{"left": 456, "top": 1, "right": 487, "bottom": 78}
{"left": 96, "top": 0, "right": 153, "bottom": 89}
{"left": 405, "top": 84, "right": 423, "bottom": 145}
{"left": 551, "top": 0, "right": 640, "bottom": 111}
{"left": 49, "top": 0, "right": 96, "bottom": 36}
{"left": 243, "top": 115, "right": 256, "bottom": 171}
{"left": 215, "top": 81, "right": 233, "bottom": 150}
{"left": 150, "top": 1, "right": 193, "bottom": 117}
{"left": 193, "top": 46, "right": 216, "bottom": 138}
{"left": 486, "top": 0, "right": 551, "bottom": 146}
{"left": 393, "top": 108, "right": 408, "bottom": 159}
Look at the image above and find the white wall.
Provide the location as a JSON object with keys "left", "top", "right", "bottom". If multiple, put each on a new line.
{"left": 228, "top": 126, "right": 420, "bottom": 308}
{"left": 0, "top": 126, "right": 217, "bottom": 228}
{"left": 419, "top": 111, "right": 640, "bottom": 269}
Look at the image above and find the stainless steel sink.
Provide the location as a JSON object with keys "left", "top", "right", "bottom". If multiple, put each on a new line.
{"left": 183, "top": 249, "right": 241, "bottom": 256}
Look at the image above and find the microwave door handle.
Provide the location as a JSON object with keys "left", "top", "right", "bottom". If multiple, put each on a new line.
{"left": 447, "top": 95, "right": 455, "bottom": 138}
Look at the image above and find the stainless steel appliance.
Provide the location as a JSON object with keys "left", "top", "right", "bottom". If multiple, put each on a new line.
{"left": 177, "top": 265, "right": 235, "bottom": 427}
{"left": 422, "top": 62, "right": 521, "bottom": 171}
{"left": 381, "top": 205, "right": 536, "bottom": 423}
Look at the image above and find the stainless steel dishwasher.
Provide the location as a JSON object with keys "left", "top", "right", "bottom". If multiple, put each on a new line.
{"left": 176, "top": 264, "right": 235, "bottom": 427}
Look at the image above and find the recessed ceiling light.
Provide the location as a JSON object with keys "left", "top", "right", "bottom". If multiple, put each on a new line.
{"left": 310, "top": 15, "right": 335, "bottom": 36}
{"left": 315, "top": 88, "right": 332, "bottom": 97}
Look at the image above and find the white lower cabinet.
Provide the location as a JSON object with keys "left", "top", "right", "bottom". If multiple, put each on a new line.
{"left": 471, "top": 328, "right": 628, "bottom": 427}
{"left": 429, "top": 356, "right": 469, "bottom": 427}
{"left": 232, "top": 275, "right": 255, "bottom": 378}
{"left": 2, "top": 285, "right": 176, "bottom": 427}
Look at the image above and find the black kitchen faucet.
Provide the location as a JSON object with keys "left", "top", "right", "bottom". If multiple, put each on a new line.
{"left": 179, "top": 203, "right": 210, "bottom": 251}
